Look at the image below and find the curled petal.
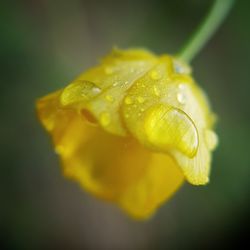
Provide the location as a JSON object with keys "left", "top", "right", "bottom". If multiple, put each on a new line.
{"left": 37, "top": 92, "right": 184, "bottom": 217}
{"left": 60, "top": 48, "right": 157, "bottom": 136}
{"left": 119, "top": 153, "right": 184, "bottom": 219}
{"left": 36, "top": 48, "right": 218, "bottom": 218}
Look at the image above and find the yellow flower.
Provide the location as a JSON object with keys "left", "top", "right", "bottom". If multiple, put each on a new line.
{"left": 36, "top": 48, "right": 218, "bottom": 219}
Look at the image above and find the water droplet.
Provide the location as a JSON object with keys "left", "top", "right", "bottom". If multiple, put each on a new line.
{"left": 178, "top": 83, "right": 186, "bottom": 90}
{"left": 105, "top": 66, "right": 114, "bottom": 75}
{"left": 173, "top": 61, "right": 191, "bottom": 74}
{"left": 124, "top": 113, "right": 129, "bottom": 118}
{"left": 61, "top": 80, "right": 101, "bottom": 106}
{"left": 92, "top": 86, "right": 101, "bottom": 94}
{"left": 137, "top": 96, "right": 145, "bottom": 103}
{"left": 124, "top": 96, "right": 133, "bottom": 105}
{"left": 100, "top": 112, "right": 111, "bottom": 126}
{"left": 105, "top": 95, "right": 114, "bottom": 102}
{"left": 140, "top": 108, "right": 145, "bottom": 112}
{"left": 153, "top": 85, "right": 160, "bottom": 96}
{"left": 150, "top": 70, "right": 161, "bottom": 80}
{"left": 174, "top": 61, "right": 185, "bottom": 74}
{"left": 205, "top": 129, "right": 218, "bottom": 150}
{"left": 177, "top": 92, "right": 186, "bottom": 104}
{"left": 144, "top": 105, "right": 198, "bottom": 157}
{"left": 113, "top": 82, "right": 119, "bottom": 87}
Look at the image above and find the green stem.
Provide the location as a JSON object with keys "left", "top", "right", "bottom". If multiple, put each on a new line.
{"left": 178, "top": 0, "right": 234, "bottom": 63}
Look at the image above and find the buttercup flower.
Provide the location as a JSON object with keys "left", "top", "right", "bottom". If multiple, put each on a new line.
{"left": 36, "top": 48, "right": 218, "bottom": 219}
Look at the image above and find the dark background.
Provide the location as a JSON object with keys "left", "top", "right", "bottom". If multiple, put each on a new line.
{"left": 1, "top": 0, "right": 249, "bottom": 249}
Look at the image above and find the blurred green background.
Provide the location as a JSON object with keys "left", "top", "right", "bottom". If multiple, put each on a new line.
{"left": 1, "top": 0, "right": 249, "bottom": 249}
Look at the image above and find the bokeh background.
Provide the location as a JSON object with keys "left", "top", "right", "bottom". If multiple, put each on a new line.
{"left": 1, "top": 0, "right": 249, "bottom": 249}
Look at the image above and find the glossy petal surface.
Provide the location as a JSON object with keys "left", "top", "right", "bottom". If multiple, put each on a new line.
{"left": 36, "top": 48, "right": 218, "bottom": 219}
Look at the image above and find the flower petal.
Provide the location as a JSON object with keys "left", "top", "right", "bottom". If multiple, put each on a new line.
{"left": 57, "top": 115, "right": 184, "bottom": 216}
{"left": 60, "top": 121, "right": 152, "bottom": 200}
{"left": 119, "top": 153, "right": 184, "bottom": 219}
{"left": 60, "top": 48, "right": 158, "bottom": 136}
{"left": 36, "top": 48, "right": 218, "bottom": 219}
{"left": 122, "top": 55, "right": 217, "bottom": 185}
{"left": 37, "top": 92, "right": 184, "bottom": 216}
{"left": 122, "top": 59, "right": 199, "bottom": 158}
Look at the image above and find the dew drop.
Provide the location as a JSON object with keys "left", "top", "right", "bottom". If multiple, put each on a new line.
{"left": 105, "top": 95, "right": 114, "bottom": 102}
{"left": 150, "top": 70, "right": 161, "bottom": 80}
{"left": 100, "top": 112, "right": 111, "bottom": 126}
{"left": 124, "top": 96, "right": 133, "bottom": 105}
{"left": 173, "top": 60, "right": 191, "bottom": 74}
{"left": 178, "top": 83, "right": 186, "bottom": 90}
{"left": 153, "top": 85, "right": 160, "bottom": 96}
{"left": 177, "top": 92, "right": 186, "bottom": 104}
{"left": 113, "top": 82, "right": 119, "bottom": 87}
{"left": 61, "top": 80, "right": 101, "bottom": 106}
{"left": 174, "top": 61, "right": 185, "bottom": 74}
{"left": 137, "top": 96, "right": 145, "bottom": 103}
{"left": 92, "top": 86, "right": 101, "bottom": 94}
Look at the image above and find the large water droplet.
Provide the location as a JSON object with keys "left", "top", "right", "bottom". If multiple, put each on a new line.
{"left": 144, "top": 105, "right": 198, "bottom": 157}
{"left": 61, "top": 80, "right": 101, "bottom": 106}
{"left": 100, "top": 112, "right": 111, "bottom": 126}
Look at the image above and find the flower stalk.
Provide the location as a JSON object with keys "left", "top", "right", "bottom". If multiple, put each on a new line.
{"left": 178, "top": 0, "right": 234, "bottom": 63}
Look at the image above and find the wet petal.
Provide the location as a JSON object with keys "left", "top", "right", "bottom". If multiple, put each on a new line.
{"left": 119, "top": 153, "right": 184, "bottom": 219}
{"left": 36, "top": 48, "right": 218, "bottom": 219}
{"left": 58, "top": 115, "right": 184, "bottom": 217}
{"left": 122, "top": 59, "right": 198, "bottom": 158}
{"left": 60, "top": 80, "right": 101, "bottom": 106}
{"left": 61, "top": 48, "right": 158, "bottom": 136}
{"left": 144, "top": 104, "right": 199, "bottom": 157}
{"left": 61, "top": 121, "right": 151, "bottom": 200}
{"left": 37, "top": 92, "right": 184, "bottom": 217}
